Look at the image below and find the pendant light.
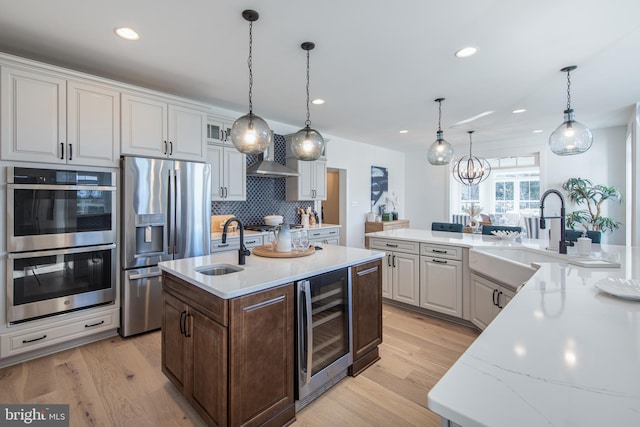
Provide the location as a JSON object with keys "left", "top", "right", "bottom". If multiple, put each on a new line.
{"left": 290, "top": 42, "right": 325, "bottom": 161}
{"left": 549, "top": 65, "right": 593, "bottom": 156}
{"left": 453, "top": 131, "right": 491, "bottom": 185}
{"left": 230, "top": 10, "right": 272, "bottom": 155}
{"left": 427, "top": 98, "right": 454, "bottom": 165}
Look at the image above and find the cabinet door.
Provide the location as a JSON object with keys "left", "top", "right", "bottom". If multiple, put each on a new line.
{"left": 67, "top": 80, "right": 120, "bottom": 167}
{"left": 207, "top": 144, "right": 224, "bottom": 200}
{"left": 352, "top": 260, "right": 382, "bottom": 372}
{"left": 313, "top": 160, "right": 327, "bottom": 200}
{"left": 161, "top": 291, "right": 187, "bottom": 392}
{"left": 298, "top": 160, "right": 314, "bottom": 199}
{"left": 392, "top": 252, "right": 420, "bottom": 306}
{"left": 206, "top": 117, "right": 232, "bottom": 145}
{"left": 420, "top": 257, "right": 462, "bottom": 317}
{"left": 168, "top": 104, "right": 205, "bottom": 161}
{"left": 223, "top": 147, "right": 246, "bottom": 201}
{"left": 1, "top": 66, "right": 66, "bottom": 163}
{"left": 229, "top": 284, "right": 294, "bottom": 426}
{"left": 188, "top": 306, "right": 228, "bottom": 427}
{"left": 381, "top": 253, "right": 393, "bottom": 299}
{"left": 471, "top": 274, "right": 498, "bottom": 330}
{"left": 121, "top": 92, "right": 168, "bottom": 157}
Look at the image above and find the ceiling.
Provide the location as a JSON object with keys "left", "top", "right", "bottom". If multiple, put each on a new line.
{"left": 1, "top": 0, "right": 639, "bottom": 153}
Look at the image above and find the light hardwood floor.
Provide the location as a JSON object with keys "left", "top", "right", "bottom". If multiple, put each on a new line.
{"left": 0, "top": 304, "right": 479, "bottom": 426}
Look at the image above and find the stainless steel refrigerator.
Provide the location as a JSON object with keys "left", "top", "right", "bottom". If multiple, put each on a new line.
{"left": 120, "top": 156, "right": 211, "bottom": 337}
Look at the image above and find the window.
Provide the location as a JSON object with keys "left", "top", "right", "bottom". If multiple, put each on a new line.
{"left": 450, "top": 154, "right": 540, "bottom": 226}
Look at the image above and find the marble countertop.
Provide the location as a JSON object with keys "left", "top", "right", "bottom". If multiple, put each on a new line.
{"left": 426, "top": 241, "right": 640, "bottom": 425}
{"left": 158, "top": 243, "right": 382, "bottom": 299}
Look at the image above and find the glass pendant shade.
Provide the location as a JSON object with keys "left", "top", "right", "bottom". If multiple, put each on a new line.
{"left": 453, "top": 131, "right": 491, "bottom": 186}
{"left": 230, "top": 113, "right": 272, "bottom": 154}
{"left": 427, "top": 130, "right": 454, "bottom": 165}
{"left": 549, "top": 65, "right": 592, "bottom": 156}
{"left": 291, "top": 41, "right": 325, "bottom": 161}
{"left": 549, "top": 109, "right": 593, "bottom": 155}
{"left": 291, "top": 126, "right": 324, "bottom": 160}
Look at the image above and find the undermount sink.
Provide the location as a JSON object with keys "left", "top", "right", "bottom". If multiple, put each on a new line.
{"left": 469, "top": 247, "right": 567, "bottom": 288}
{"left": 195, "top": 264, "right": 244, "bottom": 276}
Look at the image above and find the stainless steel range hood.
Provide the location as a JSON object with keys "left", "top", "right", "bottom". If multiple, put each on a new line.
{"left": 246, "top": 135, "right": 299, "bottom": 178}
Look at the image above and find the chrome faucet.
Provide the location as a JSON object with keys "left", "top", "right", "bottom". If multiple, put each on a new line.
{"left": 539, "top": 189, "right": 573, "bottom": 254}
{"left": 222, "top": 218, "right": 250, "bottom": 265}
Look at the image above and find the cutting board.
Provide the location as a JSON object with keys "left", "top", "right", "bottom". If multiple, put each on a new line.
{"left": 211, "top": 215, "right": 236, "bottom": 232}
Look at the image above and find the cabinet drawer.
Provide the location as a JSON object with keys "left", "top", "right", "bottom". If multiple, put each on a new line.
{"left": 307, "top": 227, "right": 340, "bottom": 240}
{"left": 1, "top": 309, "right": 118, "bottom": 358}
{"left": 421, "top": 243, "right": 462, "bottom": 260}
{"left": 244, "top": 235, "right": 263, "bottom": 248}
{"left": 369, "top": 238, "right": 419, "bottom": 254}
{"left": 211, "top": 237, "right": 239, "bottom": 253}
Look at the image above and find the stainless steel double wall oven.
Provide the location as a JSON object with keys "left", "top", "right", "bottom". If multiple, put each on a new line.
{"left": 6, "top": 167, "right": 117, "bottom": 323}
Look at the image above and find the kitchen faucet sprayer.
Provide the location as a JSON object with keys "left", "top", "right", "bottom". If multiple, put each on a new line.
{"left": 539, "top": 189, "right": 573, "bottom": 254}
{"left": 222, "top": 218, "right": 250, "bottom": 265}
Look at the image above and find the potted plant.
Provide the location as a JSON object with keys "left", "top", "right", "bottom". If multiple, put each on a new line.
{"left": 562, "top": 178, "right": 622, "bottom": 234}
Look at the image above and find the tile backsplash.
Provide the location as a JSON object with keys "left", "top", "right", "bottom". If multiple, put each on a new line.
{"left": 211, "top": 134, "right": 312, "bottom": 225}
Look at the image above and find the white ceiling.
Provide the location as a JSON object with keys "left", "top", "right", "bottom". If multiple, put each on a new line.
{"left": 1, "top": 0, "right": 639, "bottom": 153}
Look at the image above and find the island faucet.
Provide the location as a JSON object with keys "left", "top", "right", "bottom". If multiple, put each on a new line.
{"left": 222, "top": 218, "right": 250, "bottom": 265}
{"left": 539, "top": 189, "right": 573, "bottom": 254}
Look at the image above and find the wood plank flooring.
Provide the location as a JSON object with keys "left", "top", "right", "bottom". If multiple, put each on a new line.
{"left": 0, "top": 304, "right": 479, "bottom": 426}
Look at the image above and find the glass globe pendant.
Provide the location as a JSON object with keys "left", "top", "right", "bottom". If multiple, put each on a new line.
{"left": 291, "top": 42, "right": 325, "bottom": 161}
{"left": 549, "top": 65, "right": 593, "bottom": 156}
{"left": 427, "top": 98, "right": 454, "bottom": 165}
{"left": 453, "top": 131, "right": 491, "bottom": 185}
{"left": 230, "top": 10, "right": 271, "bottom": 155}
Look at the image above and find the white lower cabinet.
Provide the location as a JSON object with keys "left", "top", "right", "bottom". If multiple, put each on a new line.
{"left": 420, "top": 257, "right": 462, "bottom": 317}
{"left": 1, "top": 308, "right": 119, "bottom": 359}
{"left": 370, "top": 238, "right": 420, "bottom": 306}
{"left": 471, "top": 273, "right": 515, "bottom": 330}
{"left": 307, "top": 227, "right": 340, "bottom": 245}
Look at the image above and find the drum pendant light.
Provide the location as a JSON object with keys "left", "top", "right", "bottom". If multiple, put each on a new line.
{"left": 290, "top": 42, "right": 325, "bottom": 161}
{"left": 230, "top": 10, "right": 272, "bottom": 154}
{"left": 453, "top": 131, "right": 491, "bottom": 185}
{"left": 549, "top": 65, "right": 593, "bottom": 156}
{"left": 427, "top": 98, "right": 454, "bottom": 165}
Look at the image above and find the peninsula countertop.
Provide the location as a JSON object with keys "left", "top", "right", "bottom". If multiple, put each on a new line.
{"left": 158, "top": 243, "right": 383, "bottom": 299}
{"left": 416, "top": 237, "right": 640, "bottom": 425}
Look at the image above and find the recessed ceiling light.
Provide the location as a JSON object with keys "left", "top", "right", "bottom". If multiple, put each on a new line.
{"left": 453, "top": 111, "right": 494, "bottom": 126}
{"left": 399, "top": 130, "right": 408, "bottom": 134}
{"left": 114, "top": 27, "right": 140, "bottom": 41}
{"left": 512, "top": 109, "right": 527, "bottom": 114}
{"left": 311, "top": 99, "right": 325, "bottom": 105}
{"left": 533, "top": 129, "right": 544, "bottom": 133}
{"left": 455, "top": 47, "right": 478, "bottom": 58}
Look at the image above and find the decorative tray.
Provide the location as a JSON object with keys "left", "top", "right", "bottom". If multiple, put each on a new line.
{"left": 594, "top": 277, "right": 640, "bottom": 300}
{"left": 252, "top": 245, "right": 315, "bottom": 258}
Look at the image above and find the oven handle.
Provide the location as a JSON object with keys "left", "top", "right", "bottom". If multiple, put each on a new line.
{"left": 128, "top": 270, "right": 162, "bottom": 280}
{"left": 8, "top": 184, "right": 116, "bottom": 191}
{"left": 8, "top": 243, "right": 116, "bottom": 259}
{"left": 298, "top": 279, "right": 313, "bottom": 386}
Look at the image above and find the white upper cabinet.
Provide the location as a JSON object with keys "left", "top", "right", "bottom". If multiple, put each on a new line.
{"left": 67, "top": 80, "right": 120, "bottom": 167}
{"left": 206, "top": 119, "right": 246, "bottom": 202}
{"left": 1, "top": 66, "right": 120, "bottom": 167}
{"left": 121, "top": 92, "right": 205, "bottom": 161}
{"left": 286, "top": 158, "right": 327, "bottom": 201}
{"left": 206, "top": 117, "right": 233, "bottom": 145}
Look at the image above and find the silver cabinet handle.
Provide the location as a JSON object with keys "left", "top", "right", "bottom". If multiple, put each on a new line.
{"left": 357, "top": 266, "right": 379, "bottom": 276}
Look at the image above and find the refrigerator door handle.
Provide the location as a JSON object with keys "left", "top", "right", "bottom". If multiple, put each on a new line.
{"left": 174, "top": 170, "right": 182, "bottom": 257}
{"left": 167, "top": 169, "right": 175, "bottom": 254}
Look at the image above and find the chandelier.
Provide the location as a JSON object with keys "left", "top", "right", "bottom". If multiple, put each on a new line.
{"left": 453, "top": 131, "right": 491, "bottom": 185}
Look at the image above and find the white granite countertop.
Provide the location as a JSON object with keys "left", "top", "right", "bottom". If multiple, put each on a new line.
{"left": 158, "top": 243, "right": 382, "bottom": 299}
{"left": 425, "top": 243, "right": 640, "bottom": 425}
{"left": 211, "top": 223, "right": 341, "bottom": 240}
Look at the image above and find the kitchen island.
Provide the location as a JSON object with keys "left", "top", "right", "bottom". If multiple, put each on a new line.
{"left": 364, "top": 228, "right": 640, "bottom": 426}
{"left": 158, "top": 244, "right": 384, "bottom": 427}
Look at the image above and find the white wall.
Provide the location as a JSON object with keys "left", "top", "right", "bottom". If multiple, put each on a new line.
{"left": 404, "top": 125, "right": 628, "bottom": 245}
